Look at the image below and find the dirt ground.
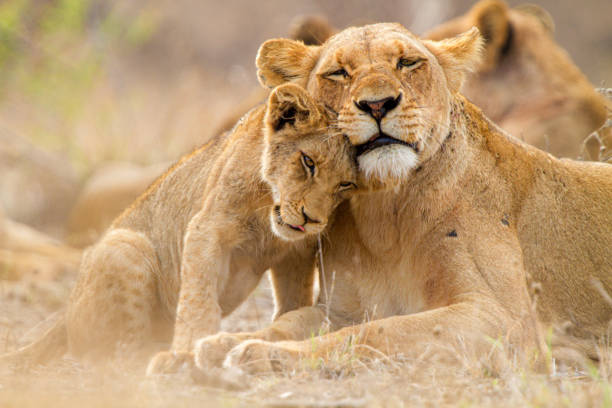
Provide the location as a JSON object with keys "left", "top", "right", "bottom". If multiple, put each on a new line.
{"left": 2, "top": 274, "right": 612, "bottom": 408}
{"left": 1, "top": 1, "right": 611, "bottom": 407}
{"left": 1, "top": 275, "right": 611, "bottom": 407}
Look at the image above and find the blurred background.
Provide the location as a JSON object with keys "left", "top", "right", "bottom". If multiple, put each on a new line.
{"left": 0, "top": 0, "right": 610, "bottom": 238}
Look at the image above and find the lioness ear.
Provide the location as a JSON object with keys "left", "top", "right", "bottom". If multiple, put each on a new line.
{"left": 424, "top": 27, "right": 484, "bottom": 93}
{"left": 256, "top": 39, "right": 321, "bottom": 88}
{"left": 470, "top": 0, "right": 510, "bottom": 71}
{"left": 265, "top": 83, "right": 322, "bottom": 134}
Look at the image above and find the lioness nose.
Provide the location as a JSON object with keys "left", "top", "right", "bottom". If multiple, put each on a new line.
{"left": 355, "top": 94, "right": 402, "bottom": 121}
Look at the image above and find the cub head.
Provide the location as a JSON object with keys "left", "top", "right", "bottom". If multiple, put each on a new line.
{"left": 257, "top": 23, "right": 482, "bottom": 186}
{"left": 262, "top": 83, "right": 358, "bottom": 241}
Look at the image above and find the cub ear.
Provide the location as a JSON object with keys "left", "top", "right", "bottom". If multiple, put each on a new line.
{"left": 424, "top": 27, "right": 484, "bottom": 93}
{"left": 256, "top": 39, "right": 321, "bottom": 88}
{"left": 265, "top": 83, "right": 323, "bottom": 134}
{"left": 470, "top": 0, "right": 510, "bottom": 71}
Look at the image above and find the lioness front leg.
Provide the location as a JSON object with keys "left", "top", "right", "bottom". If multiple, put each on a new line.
{"left": 194, "top": 249, "right": 321, "bottom": 370}
{"left": 147, "top": 210, "right": 230, "bottom": 375}
{"left": 225, "top": 300, "right": 544, "bottom": 375}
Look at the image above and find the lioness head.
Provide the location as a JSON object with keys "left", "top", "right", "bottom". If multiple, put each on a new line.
{"left": 257, "top": 23, "right": 482, "bottom": 186}
{"left": 262, "top": 83, "right": 357, "bottom": 241}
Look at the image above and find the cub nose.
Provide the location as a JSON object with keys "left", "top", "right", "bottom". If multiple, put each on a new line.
{"left": 354, "top": 94, "right": 402, "bottom": 121}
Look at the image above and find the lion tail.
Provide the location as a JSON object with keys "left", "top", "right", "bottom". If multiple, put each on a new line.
{"left": 0, "top": 313, "right": 68, "bottom": 369}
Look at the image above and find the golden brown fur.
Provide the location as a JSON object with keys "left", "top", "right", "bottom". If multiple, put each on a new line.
{"left": 0, "top": 84, "right": 357, "bottom": 371}
{"left": 194, "top": 23, "right": 612, "bottom": 375}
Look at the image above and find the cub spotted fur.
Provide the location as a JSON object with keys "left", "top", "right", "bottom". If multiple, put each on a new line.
{"left": 1, "top": 84, "right": 357, "bottom": 370}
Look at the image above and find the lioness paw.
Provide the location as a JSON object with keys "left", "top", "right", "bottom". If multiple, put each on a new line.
{"left": 223, "top": 339, "right": 300, "bottom": 375}
{"left": 194, "top": 332, "right": 250, "bottom": 369}
{"left": 146, "top": 350, "right": 195, "bottom": 376}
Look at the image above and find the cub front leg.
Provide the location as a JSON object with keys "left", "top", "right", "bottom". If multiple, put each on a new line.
{"left": 193, "top": 247, "right": 320, "bottom": 369}
{"left": 194, "top": 306, "right": 326, "bottom": 370}
{"left": 148, "top": 210, "right": 231, "bottom": 375}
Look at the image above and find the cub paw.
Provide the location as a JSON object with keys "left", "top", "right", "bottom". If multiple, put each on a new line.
{"left": 146, "top": 350, "right": 195, "bottom": 376}
{"left": 223, "top": 339, "right": 300, "bottom": 375}
{"left": 194, "top": 332, "right": 250, "bottom": 369}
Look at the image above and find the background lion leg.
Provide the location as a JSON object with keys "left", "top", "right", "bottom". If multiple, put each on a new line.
{"left": 65, "top": 228, "right": 162, "bottom": 364}
{"left": 148, "top": 211, "right": 230, "bottom": 374}
{"left": 269, "top": 248, "right": 317, "bottom": 319}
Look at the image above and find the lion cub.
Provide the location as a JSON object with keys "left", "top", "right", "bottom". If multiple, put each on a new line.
{"left": 1, "top": 83, "right": 357, "bottom": 372}
{"left": 146, "top": 83, "right": 357, "bottom": 372}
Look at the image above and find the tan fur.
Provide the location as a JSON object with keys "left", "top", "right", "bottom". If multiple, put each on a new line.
{"left": 1, "top": 84, "right": 357, "bottom": 372}
{"left": 194, "top": 23, "right": 611, "bottom": 375}
{"left": 424, "top": 0, "right": 608, "bottom": 158}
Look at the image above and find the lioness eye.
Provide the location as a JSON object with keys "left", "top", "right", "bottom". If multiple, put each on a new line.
{"left": 301, "top": 153, "right": 315, "bottom": 176}
{"left": 327, "top": 68, "right": 349, "bottom": 79}
{"left": 397, "top": 58, "right": 422, "bottom": 70}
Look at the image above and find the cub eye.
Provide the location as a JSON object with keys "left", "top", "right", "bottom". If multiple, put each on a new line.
{"left": 301, "top": 152, "right": 315, "bottom": 176}
{"left": 397, "top": 58, "right": 422, "bottom": 70}
{"left": 337, "top": 181, "right": 357, "bottom": 192}
{"left": 326, "top": 68, "right": 349, "bottom": 79}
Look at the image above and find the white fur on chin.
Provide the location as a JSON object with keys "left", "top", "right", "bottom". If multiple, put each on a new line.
{"left": 358, "top": 145, "right": 418, "bottom": 182}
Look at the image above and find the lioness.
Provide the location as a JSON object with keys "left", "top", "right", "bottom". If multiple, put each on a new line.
{"left": 1, "top": 83, "right": 358, "bottom": 369}
{"left": 193, "top": 23, "right": 612, "bottom": 374}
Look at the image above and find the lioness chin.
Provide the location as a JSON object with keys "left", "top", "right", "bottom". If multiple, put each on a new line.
{"left": 195, "top": 22, "right": 611, "bottom": 375}
{"left": 1, "top": 84, "right": 358, "bottom": 373}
